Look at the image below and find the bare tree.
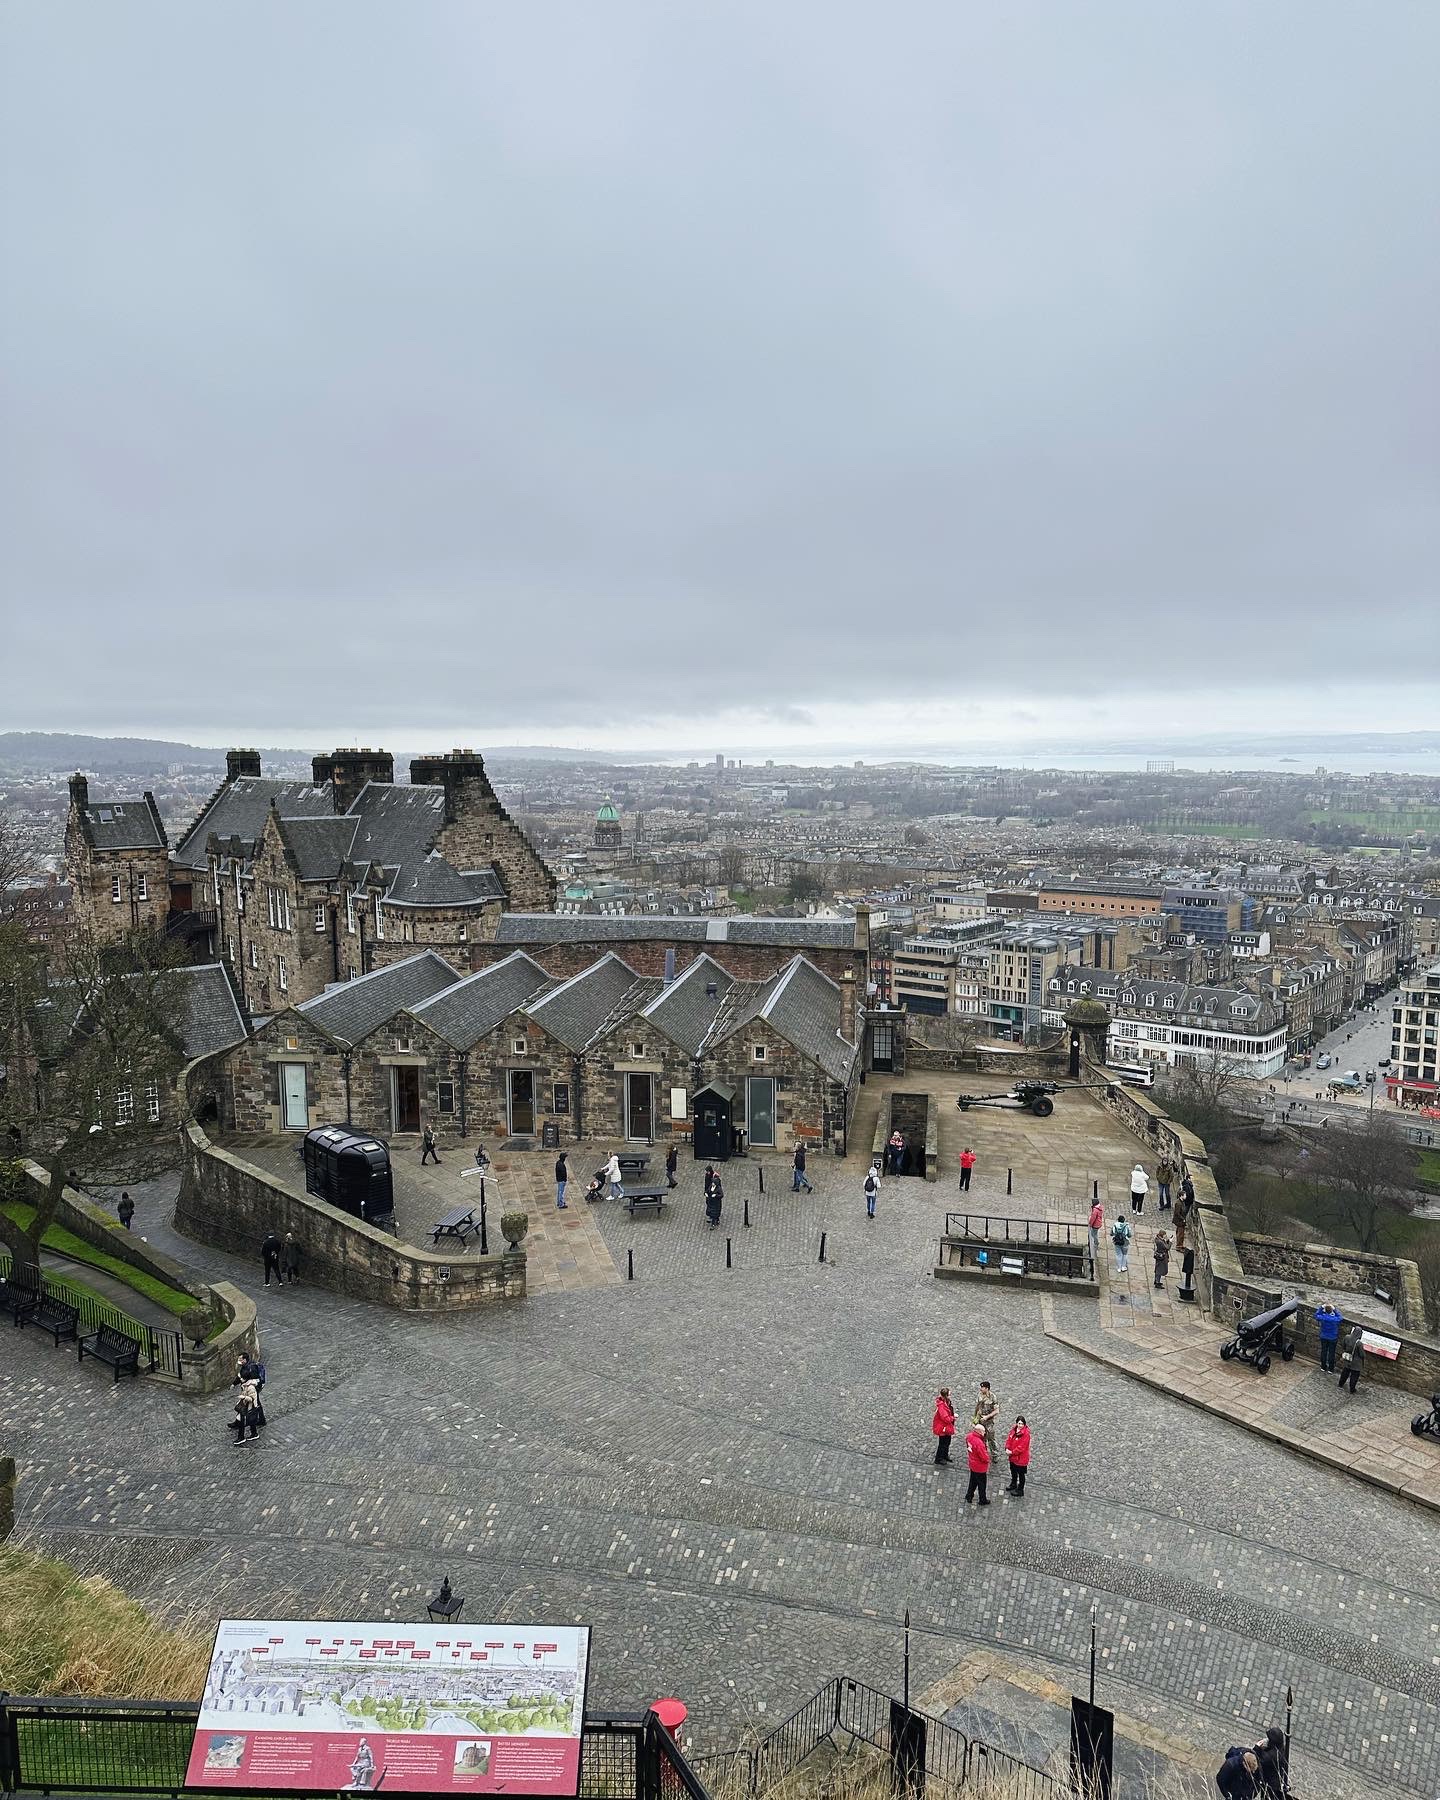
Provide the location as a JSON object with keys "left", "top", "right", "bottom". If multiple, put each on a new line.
{"left": 1156, "top": 1057, "right": 1251, "bottom": 1147}
{"left": 1302, "top": 1113, "right": 1419, "bottom": 1254}
{"left": 715, "top": 844, "right": 745, "bottom": 888}
{"left": 0, "top": 813, "right": 44, "bottom": 897}
{"left": 0, "top": 922, "right": 188, "bottom": 1284}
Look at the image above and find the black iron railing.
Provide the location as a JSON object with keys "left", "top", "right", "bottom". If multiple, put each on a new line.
{"left": 942, "top": 1215, "right": 1087, "bottom": 1247}
{"left": 0, "top": 1696, "right": 711, "bottom": 1800}
{"left": 0, "top": 1255, "right": 183, "bottom": 1379}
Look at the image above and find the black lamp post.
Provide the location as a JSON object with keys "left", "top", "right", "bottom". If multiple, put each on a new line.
{"left": 426, "top": 1576, "right": 464, "bottom": 1623}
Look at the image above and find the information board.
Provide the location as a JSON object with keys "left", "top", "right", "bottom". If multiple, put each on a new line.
{"left": 185, "top": 1620, "right": 590, "bottom": 1795}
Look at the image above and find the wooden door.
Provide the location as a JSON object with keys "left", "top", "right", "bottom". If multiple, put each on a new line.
{"left": 509, "top": 1069, "right": 535, "bottom": 1136}
{"left": 393, "top": 1066, "right": 421, "bottom": 1133}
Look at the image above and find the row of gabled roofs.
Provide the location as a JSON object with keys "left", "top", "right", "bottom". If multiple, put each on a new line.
{"left": 289, "top": 948, "right": 857, "bottom": 1083}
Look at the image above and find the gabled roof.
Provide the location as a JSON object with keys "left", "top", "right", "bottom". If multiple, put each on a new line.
{"left": 172, "top": 778, "right": 334, "bottom": 870}
{"left": 757, "top": 956, "right": 856, "bottom": 1084}
{"left": 386, "top": 852, "right": 506, "bottom": 909}
{"left": 639, "top": 954, "right": 735, "bottom": 1057}
{"left": 492, "top": 913, "right": 857, "bottom": 949}
{"left": 278, "top": 815, "right": 361, "bottom": 882}
{"left": 175, "top": 963, "right": 249, "bottom": 1059}
{"left": 524, "top": 952, "right": 653, "bottom": 1052}
{"left": 297, "top": 951, "right": 460, "bottom": 1048}
{"left": 410, "top": 952, "right": 555, "bottom": 1049}
{"left": 78, "top": 794, "right": 167, "bottom": 851}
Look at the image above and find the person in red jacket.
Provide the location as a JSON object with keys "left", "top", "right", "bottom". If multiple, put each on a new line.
{"left": 932, "top": 1387, "right": 956, "bottom": 1464}
{"left": 1005, "top": 1416, "right": 1031, "bottom": 1496}
{"left": 958, "top": 1147, "right": 977, "bottom": 1191}
{"left": 964, "top": 1427, "right": 990, "bottom": 1506}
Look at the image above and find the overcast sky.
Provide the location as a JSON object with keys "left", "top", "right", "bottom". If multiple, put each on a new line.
{"left": 2, "top": 1, "right": 1436, "bottom": 759}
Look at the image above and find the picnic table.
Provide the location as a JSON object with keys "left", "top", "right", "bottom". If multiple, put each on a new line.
{"left": 624, "top": 1187, "right": 668, "bottom": 1217}
{"left": 431, "top": 1204, "right": 482, "bottom": 1248}
{"left": 617, "top": 1152, "right": 651, "bottom": 1179}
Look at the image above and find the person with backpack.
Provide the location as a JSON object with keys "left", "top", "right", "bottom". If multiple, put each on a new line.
{"left": 1110, "top": 1212, "right": 1133, "bottom": 1274}
{"left": 864, "top": 1164, "right": 880, "bottom": 1219}
{"left": 1214, "top": 1746, "right": 1259, "bottom": 1797}
{"left": 231, "top": 1355, "right": 266, "bottom": 1443}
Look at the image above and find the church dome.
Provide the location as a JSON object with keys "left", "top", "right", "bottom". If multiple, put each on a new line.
{"left": 597, "top": 800, "right": 620, "bottom": 822}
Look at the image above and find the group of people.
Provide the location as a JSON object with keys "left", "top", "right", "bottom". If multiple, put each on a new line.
{"left": 1315, "top": 1302, "right": 1370, "bottom": 1395}
{"left": 259, "top": 1230, "right": 302, "bottom": 1287}
{"left": 230, "top": 1351, "right": 267, "bottom": 1446}
{"left": 931, "top": 1383, "right": 1031, "bottom": 1505}
{"left": 1083, "top": 1159, "right": 1197, "bottom": 1286}
{"left": 1215, "top": 1726, "right": 1288, "bottom": 1797}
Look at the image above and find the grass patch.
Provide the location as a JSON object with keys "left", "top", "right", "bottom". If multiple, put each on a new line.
{"left": 1417, "top": 1148, "right": 1440, "bottom": 1188}
{"left": 1, "top": 1199, "right": 195, "bottom": 1317}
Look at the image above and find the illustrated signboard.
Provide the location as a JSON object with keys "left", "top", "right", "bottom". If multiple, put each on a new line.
{"left": 185, "top": 1620, "right": 590, "bottom": 1795}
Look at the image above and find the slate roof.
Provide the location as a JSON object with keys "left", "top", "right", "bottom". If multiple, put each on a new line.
{"left": 410, "top": 953, "right": 555, "bottom": 1049}
{"left": 386, "top": 852, "right": 506, "bottom": 909}
{"left": 297, "top": 951, "right": 460, "bottom": 1047}
{"left": 172, "top": 778, "right": 334, "bottom": 870}
{"left": 758, "top": 956, "right": 857, "bottom": 1083}
{"left": 639, "top": 955, "right": 735, "bottom": 1057}
{"left": 280, "top": 815, "right": 362, "bottom": 881}
{"left": 80, "top": 795, "right": 167, "bottom": 851}
{"left": 493, "top": 913, "right": 856, "bottom": 948}
{"left": 175, "top": 963, "right": 249, "bottom": 1059}
{"left": 1052, "top": 964, "right": 1282, "bottom": 1032}
{"left": 524, "top": 953, "right": 654, "bottom": 1052}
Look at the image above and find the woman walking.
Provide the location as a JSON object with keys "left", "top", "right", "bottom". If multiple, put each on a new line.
{"left": 864, "top": 1164, "right": 880, "bottom": 1219}
{"left": 1110, "top": 1212, "right": 1133, "bottom": 1274}
{"left": 1129, "top": 1164, "right": 1149, "bottom": 1215}
{"left": 704, "top": 1166, "right": 723, "bottom": 1229}
{"left": 1004, "top": 1417, "right": 1031, "bottom": 1495}
{"left": 932, "top": 1388, "right": 955, "bottom": 1464}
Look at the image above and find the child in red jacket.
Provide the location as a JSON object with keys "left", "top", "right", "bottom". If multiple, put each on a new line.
{"left": 1005, "top": 1417, "right": 1031, "bottom": 1496}
{"left": 964, "top": 1428, "right": 990, "bottom": 1506}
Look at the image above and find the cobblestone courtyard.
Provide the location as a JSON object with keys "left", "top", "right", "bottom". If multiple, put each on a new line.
{"left": 4, "top": 1081, "right": 1440, "bottom": 1796}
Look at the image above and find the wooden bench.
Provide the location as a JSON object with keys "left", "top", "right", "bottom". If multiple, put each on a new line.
{"left": 624, "top": 1187, "right": 668, "bottom": 1217}
{"left": 0, "top": 1279, "right": 40, "bottom": 1327}
{"left": 618, "top": 1153, "right": 651, "bottom": 1180}
{"left": 78, "top": 1323, "right": 142, "bottom": 1381}
{"left": 31, "top": 1295, "right": 80, "bottom": 1347}
{"left": 431, "top": 1205, "right": 481, "bottom": 1248}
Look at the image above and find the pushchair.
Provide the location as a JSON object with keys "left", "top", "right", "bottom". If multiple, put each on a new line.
{"left": 1219, "top": 1298, "right": 1299, "bottom": 1375}
{"left": 1412, "top": 1394, "right": 1440, "bottom": 1439}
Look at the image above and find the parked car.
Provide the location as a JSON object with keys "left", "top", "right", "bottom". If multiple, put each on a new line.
{"left": 1316, "top": 1052, "right": 1333, "bottom": 1070}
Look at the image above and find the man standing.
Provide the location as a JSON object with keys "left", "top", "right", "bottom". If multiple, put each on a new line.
{"left": 1315, "top": 1301, "right": 1342, "bottom": 1374}
{"left": 864, "top": 1164, "right": 879, "bottom": 1219}
{"left": 1156, "top": 1156, "right": 1174, "bottom": 1209}
{"left": 1087, "top": 1195, "right": 1103, "bottom": 1272}
{"left": 972, "top": 1380, "right": 999, "bottom": 1464}
{"left": 665, "top": 1143, "right": 678, "bottom": 1189}
{"left": 958, "top": 1147, "right": 976, "bottom": 1191}
{"left": 555, "top": 1150, "right": 569, "bottom": 1210}
{"left": 964, "top": 1426, "right": 990, "bottom": 1507}
{"left": 1172, "top": 1185, "right": 1191, "bottom": 1256}
{"left": 932, "top": 1388, "right": 955, "bottom": 1464}
{"left": 421, "top": 1121, "right": 440, "bottom": 1166}
{"left": 261, "top": 1230, "right": 283, "bottom": 1287}
{"left": 117, "top": 1192, "right": 135, "bottom": 1230}
{"left": 793, "top": 1144, "right": 813, "bottom": 1192}
{"left": 281, "top": 1233, "right": 301, "bottom": 1284}
{"left": 887, "top": 1129, "right": 905, "bottom": 1175}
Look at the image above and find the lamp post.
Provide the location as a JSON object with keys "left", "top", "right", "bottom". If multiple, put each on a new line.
{"left": 426, "top": 1576, "right": 464, "bottom": 1623}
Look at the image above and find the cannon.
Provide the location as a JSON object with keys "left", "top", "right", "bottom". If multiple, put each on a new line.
{"left": 956, "top": 1080, "right": 1062, "bottom": 1118}
{"left": 1220, "top": 1298, "right": 1299, "bottom": 1375}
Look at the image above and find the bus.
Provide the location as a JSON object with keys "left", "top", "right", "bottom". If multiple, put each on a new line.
{"left": 1107, "top": 1061, "right": 1156, "bottom": 1089}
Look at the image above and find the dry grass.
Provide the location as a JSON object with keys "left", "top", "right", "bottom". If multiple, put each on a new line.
{"left": 0, "top": 1543, "right": 212, "bottom": 1699}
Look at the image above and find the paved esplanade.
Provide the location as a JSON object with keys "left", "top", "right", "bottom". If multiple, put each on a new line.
{"left": 3, "top": 1083, "right": 1438, "bottom": 1799}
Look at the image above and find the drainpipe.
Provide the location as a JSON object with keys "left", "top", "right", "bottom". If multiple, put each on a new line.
{"left": 329, "top": 895, "right": 342, "bottom": 982}
{"left": 458, "top": 1052, "right": 469, "bottom": 1139}
{"left": 573, "top": 1053, "right": 583, "bottom": 1142}
{"left": 342, "top": 1052, "right": 353, "bottom": 1126}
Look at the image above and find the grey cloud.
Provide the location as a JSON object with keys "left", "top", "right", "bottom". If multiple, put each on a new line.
{"left": 1, "top": 0, "right": 1436, "bottom": 743}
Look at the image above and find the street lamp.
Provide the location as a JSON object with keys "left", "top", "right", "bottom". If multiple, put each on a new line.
{"left": 426, "top": 1577, "right": 464, "bottom": 1623}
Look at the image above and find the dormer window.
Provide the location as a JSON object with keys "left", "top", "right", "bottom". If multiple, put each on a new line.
{"left": 113, "top": 806, "right": 124, "bottom": 818}
{"left": 753, "top": 1044, "right": 768, "bottom": 1061}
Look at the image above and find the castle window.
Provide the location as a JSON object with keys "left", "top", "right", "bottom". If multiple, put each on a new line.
{"left": 314, "top": 904, "right": 326, "bottom": 933}
{"left": 113, "top": 806, "right": 124, "bottom": 818}
{"left": 115, "top": 1085, "right": 134, "bottom": 1125}
{"left": 753, "top": 1044, "right": 767, "bottom": 1062}
{"left": 145, "top": 1082, "right": 161, "bottom": 1124}
{"left": 111, "top": 876, "right": 122, "bottom": 904}
{"left": 631, "top": 1043, "right": 646, "bottom": 1059}
{"left": 137, "top": 874, "right": 148, "bottom": 902}
{"left": 277, "top": 955, "right": 288, "bottom": 993}
{"left": 512, "top": 1038, "right": 527, "bottom": 1055}
{"left": 458, "top": 923, "right": 467, "bottom": 942}
{"left": 250, "top": 942, "right": 259, "bottom": 969}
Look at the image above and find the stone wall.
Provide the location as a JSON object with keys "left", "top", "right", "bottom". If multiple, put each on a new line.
{"left": 175, "top": 1119, "right": 524, "bottom": 1310}
{"left": 414, "top": 752, "right": 557, "bottom": 912}
{"left": 1233, "top": 1233, "right": 1427, "bottom": 1333}
{"left": 222, "top": 1010, "right": 351, "bottom": 1134}
{"left": 582, "top": 1021, "right": 693, "bottom": 1144}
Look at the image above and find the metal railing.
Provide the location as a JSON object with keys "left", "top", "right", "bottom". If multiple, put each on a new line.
{"left": 942, "top": 1215, "right": 1087, "bottom": 1248}
{"left": 0, "top": 1696, "right": 713, "bottom": 1800}
{"left": 963, "top": 1741, "right": 1063, "bottom": 1799}
{"left": 0, "top": 1254, "right": 183, "bottom": 1379}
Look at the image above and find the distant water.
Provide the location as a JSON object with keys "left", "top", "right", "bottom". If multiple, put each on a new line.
{"left": 745, "top": 750, "right": 1440, "bottom": 776}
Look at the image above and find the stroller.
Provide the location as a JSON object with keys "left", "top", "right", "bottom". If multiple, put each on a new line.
{"left": 1412, "top": 1394, "right": 1440, "bottom": 1439}
{"left": 1220, "top": 1298, "right": 1299, "bottom": 1375}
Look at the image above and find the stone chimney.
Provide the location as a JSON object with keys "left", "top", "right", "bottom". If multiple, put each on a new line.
{"left": 226, "top": 748, "right": 262, "bottom": 781}
{"left": 313, "top": 748, "right": 395, "bottom": 815}
{"left": 409, "top": 748, "right": 489, "bottom": 826}
{"left": 68, "top": 773, "right": 89, "bottom": 810}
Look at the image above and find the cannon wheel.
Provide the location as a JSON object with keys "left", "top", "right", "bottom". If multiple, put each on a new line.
{"left": 1031, "top": 1097, "right": 1054, "bottom": 1117}
{"left": 1282, "top": 1341, "right": 1296, "bottom": 1362}
{"left": 1415, "top": 1417, "right": 1429, "bottom": 1436}
{"left": 1256, "top": 1353, "right": 1272, "bottom": 1374}
{"left": 1220, "top": 1342, "right": 1234, "bottom": 1361}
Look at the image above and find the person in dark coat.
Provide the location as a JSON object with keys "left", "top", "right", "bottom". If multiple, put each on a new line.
{"left": 1215, "top": 1747, "right": 1259, "bottom": 1798}
{"left": 117, "top": 1192, "right": 135, "bottom": 1230}
{"left": 281, "top": 1233, "right": 301, "bottom": 1283}
{"left": 261, "top": 1231, "right": 283, "bottom": 1286}
{"left": 421, "top": 1122, "right": 441, "bottom": 1165}
{"left": 792, "top": 1144, "right": 813, "bottom": 1192}
{"left": 1253, "top": 1727, "right": 1287, "bottom": 1799}
{"left": 963, "top": 1427, "right": 990, "bottom": 1506}
{"left": 1153, "top": 1229, "right": 1171, "bottom": 1290}
{"left": 665, "top": 1144, "right": 678, "bottom": 1189}
{"left": 1337, "top": 1323, "right": 1365, "bottom": 1394}
{"left": 704, "top": 1167, "right": 723, "bottom": 1229}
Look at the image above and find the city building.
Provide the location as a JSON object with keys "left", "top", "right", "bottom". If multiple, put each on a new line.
{"left": 1050, "top": 965, "right": 1288, "bottom": 1077}
{"left": 593, "top": 800, "right": 623, "bottom": 850}
{"left": 1388, "top": 963, "right": 1440, "bottom": 1110}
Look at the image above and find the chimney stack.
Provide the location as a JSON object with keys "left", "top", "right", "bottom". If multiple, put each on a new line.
{"left": 314, "top": 747, "right": 395, "bottom": 814}
{"left": 68, "top": 773, "right": 89, "bottom": 810}
{"left": 226, "top": 748, "right": 262, "bottom": 782}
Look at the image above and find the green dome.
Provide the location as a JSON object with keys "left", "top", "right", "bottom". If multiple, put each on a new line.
{"left": 597, "top": 800, "right": 620, "bottom": 821}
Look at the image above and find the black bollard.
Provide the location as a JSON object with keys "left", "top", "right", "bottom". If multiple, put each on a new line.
{"left": 1092, "top": 1178, "right": 1099, "bottom": 1201}
{"left": 744, "top": 1196, "right": 751, "bottom": 1228}
{"left": 1006, "top": 1167, "right": 1013, "bottom": 1196}
{"left": 627, "top": 1247, "right": 634, "bottom": 1282}
{"left": 819, "top": 1231, "right": 827, "bottom": 1264}
{"left": 758, "top": 1164, "right": 765, "bottom": 1195}
{"left": 726, "top": 1237, "right": 732, "bottom": 1269}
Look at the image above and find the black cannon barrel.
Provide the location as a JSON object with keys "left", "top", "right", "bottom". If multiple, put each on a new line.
{"left": 1237, "top": 1297, "right": 1300, "bottom": 1337}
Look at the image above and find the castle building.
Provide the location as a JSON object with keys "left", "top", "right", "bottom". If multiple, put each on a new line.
{"left": 65, "top": 747, "right": 557, "bottom": 1014}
